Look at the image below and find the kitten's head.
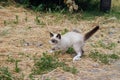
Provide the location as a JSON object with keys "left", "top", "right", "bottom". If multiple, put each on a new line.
{"left": 49, "top": 32, "right": 61, "bottom": 45}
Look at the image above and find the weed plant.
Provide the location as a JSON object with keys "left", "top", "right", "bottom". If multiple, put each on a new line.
{"left": 0, "top": 67, "right": 14, "bottom": 80}
{"left": 32, "top": 53, "right": 65, "bottom": 74}
{"left": 34, "top": 16, "right": 45, "bottom": 26}
{"left": 89, "top": 50, "right": 119, "bottom": 64}
{"left": 15, "top": 60, "right": 20, "bottom": 73}
{"left": 91, "top": 40, "right": 117, "bottom": 50}
{"left": 62, "top": 66, "right": 78, "bottom": 74}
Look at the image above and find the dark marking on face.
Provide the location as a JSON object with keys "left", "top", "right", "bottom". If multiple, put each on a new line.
{"left": 56, "top": 34, "right": 61, "bottom": 39}
{"left": 50, "top": 32, "right": 54, "bottom": 37}
{"left": 51, "top": 39, "right": 58, "bottom": 44}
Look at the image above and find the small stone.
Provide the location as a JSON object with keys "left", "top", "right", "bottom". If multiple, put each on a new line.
{"left": 92, "top": 63, "right": 99, "bottom": 68}
{"left": 108, "top": 32, "right": 114, "bottom": 35}
{"left": 36, "top": 43, "right": 43, "bottom": 47}
{"left": 24, "top": 42, "right": 29, "bottom": 46}
{"left": 88, "top": 69, "right": 100, "bottom": 73}
{"left": 103, "top": 68, "right": 110, "bottom": 71}
{"left": 0, "top": 41, "right": 3, "bottom": 43}
{"left": 118, "top": 40, "right": 120, "bottom": 43}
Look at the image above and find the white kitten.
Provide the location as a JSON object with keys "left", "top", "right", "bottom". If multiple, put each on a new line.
{"left": 49, "top": 26, "right": 99, "bottom": 61}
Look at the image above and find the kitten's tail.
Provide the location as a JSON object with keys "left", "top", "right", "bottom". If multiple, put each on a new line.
{"left": 84, "top": 26, "right": 99, "bottom": 41}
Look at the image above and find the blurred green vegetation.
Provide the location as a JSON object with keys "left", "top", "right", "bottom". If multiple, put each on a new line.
{"left": 0, "top": 0, "right": 120, "bottom": 20}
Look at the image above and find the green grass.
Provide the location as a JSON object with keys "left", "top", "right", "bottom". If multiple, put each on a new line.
{"left": 32, "top": 53, "right": 65, "bottom": 74}
{"left": 34, "top": 16, "right": 45, "bottom": 26}
{"left": 4, "top": 20, "right": 7, "bottom": 26}
{"left": 25, "top": 13, "right": 28, "bottom": 22}
{"left": 91, "top": 40, "right": 117, "bottom": 50}
{"left": 106, "top": 43, "right": 117, "bottom": 50}
{"left": 61, "top": 28, "right": 69, "bottom": 35}
{"left": 35, "top": 16, "right": 40, "bottom": 25}
{"left": 7, "top": 56, "right": 21, "bottom": 73}
{"left": 32, "top": 52, "right": 78, "bottom": 75}
{"left": 29, "top": 73, "right": 35, "bottom": 80}
{"left": 0, "top": 67, "right": 14, "bottom": 80}
{"left": 32, "top": 4, "right": 45, "bottom": 12}
{"left": 80, "top": 9, "right": 120, "bottom": 20}
{"left": 3, "top": 15, "right": 19, "bottom": 26}
{"left": 45, "top": 78, "right": 51, "bottom": 80}
{"left": 2, "top": 0, "right": 120, "bottom": 21}
{"left": 98, "top": 41, "right": 117, "bottom": 50}
{"left": 89, "top": 50, "right": 119, "bottom": 64}
{"left": 15, "top": 60, "right": 20, "bottom": 73}
{"left": 66, "top": 47, "right": 75, "bottom": 54}
{"left": 0, "top": 29, "right": 9, "bottom": 36}
{"left": 50, "top": 7, "right": 120, "bottom": 22}
{"left": 62, "top": 66, "right": 78, "bottom": 74}
{"left": 81, "top": 11, "right": 104, "bottom": 20}
{"left": 0, "top": 0, "right": 11, "bottom": 7}
{"left": 13, "top": 15, "right": 19, "bottom": 24}
{"left": 105, "top": 11, "right": 120, "bottom": 20}
{"left": 7, "top": 56, "right": 15, "bottom": 63}
{"left": 109, "top": 54, "right": 119, "bottom": 59}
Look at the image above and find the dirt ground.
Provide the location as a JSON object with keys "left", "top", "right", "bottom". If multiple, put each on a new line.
{"left": 0, "top": 5, "right": 120, "bottom": 80}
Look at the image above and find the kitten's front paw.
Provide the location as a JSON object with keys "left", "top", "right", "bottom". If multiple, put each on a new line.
{"left": 73, "top": 56, "right": 81, "bottom": 62}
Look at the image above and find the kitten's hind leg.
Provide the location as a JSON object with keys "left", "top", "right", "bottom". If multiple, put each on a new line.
{"left": 73, "top": 44, "right": 82, "bottom": 61}
{"left": 73, "top": 52, "right": 82, "bottom": 61}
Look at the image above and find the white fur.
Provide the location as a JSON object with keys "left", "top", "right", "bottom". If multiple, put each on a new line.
{"left": 49, "top": 31, "right": 84, "bottom": 61}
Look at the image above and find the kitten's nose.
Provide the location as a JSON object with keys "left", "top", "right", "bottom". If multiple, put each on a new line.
{"left": 51, "top": 39, "right": 55, "bottom": 43}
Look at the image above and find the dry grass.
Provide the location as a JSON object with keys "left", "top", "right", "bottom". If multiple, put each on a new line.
{"left": 0, "top": 1, "right": 120, "bottom": 80}
{"left": 112, "top": 0, "right": 120, "bottom": 7}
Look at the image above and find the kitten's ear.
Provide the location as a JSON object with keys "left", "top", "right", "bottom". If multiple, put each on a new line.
{"left": 56, "top": 33, "right": 61, "bottom": 39}
{"left": 50, "top": 32, "right": 54, "bottom": 37}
